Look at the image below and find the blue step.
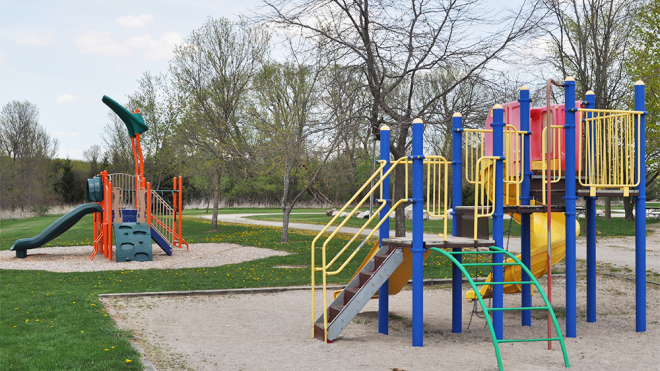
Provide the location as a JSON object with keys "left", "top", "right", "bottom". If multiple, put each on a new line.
{"left": 150, "top": 227, "right": 172, "bottom": 256}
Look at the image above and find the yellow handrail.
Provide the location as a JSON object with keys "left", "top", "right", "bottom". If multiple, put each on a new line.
{"left": 541, "top": 125, "right": 564, "bottom": 205}
{"left": 473, "top": 156, "right": 498, "bottom": 240}
{"left": 312, "top": 154, "right": 452, "bottom": 341}
{"left": 578, "top": 108, "right": 643, "bottom": 197}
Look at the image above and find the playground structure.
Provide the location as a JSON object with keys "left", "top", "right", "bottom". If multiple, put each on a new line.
{"left": 311, "top": 78, "right": 647, "bottom": 370}
{"left": 11, "top": 96, "right": 188, "bottom": 262}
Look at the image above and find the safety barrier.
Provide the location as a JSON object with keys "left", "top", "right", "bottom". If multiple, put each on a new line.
{"left": 578, "top": 109, "right": 643, "bottom": 197}
{"left": 541, "top": 125, "right": 564, "bottom": 204}
{"left": 463, "top": 126, "right": 526, "bottom": 238}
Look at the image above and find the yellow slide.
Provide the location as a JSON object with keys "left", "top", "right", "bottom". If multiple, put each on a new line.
{"left": 465, "top": 161, "right": 580, "bottom": 300}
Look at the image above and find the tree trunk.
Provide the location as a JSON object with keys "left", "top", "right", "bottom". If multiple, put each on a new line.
{"left": 211, "top": 169, "right": 221, "bottom": 231}
{"left": 281, "top": 159, "right": 295, "bottom": 243}
{"left": 604, "top": 197, "right": 611, "bottom": 220}
{"left": 623, "top": 196, "right": 635, "bottom": 221}
{"left": 282, "top": 204, "right": 292, "bottom": 244}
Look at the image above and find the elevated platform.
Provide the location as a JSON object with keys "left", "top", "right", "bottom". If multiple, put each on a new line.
{"left": 576, "top": 189, "right": 639, "bottom": 197}
{"left": 382, "top": 236, "right": 495, "bottom": 249}
{"left": 454, "top": 205, "right": 566, "bottom": 215}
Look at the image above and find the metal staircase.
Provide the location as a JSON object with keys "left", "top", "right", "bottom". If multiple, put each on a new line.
{"left": 429, "top": 245, "right": 569, "bottom": 371}
{"left": 314, "top": 245, "right": 403, "bottom": 342}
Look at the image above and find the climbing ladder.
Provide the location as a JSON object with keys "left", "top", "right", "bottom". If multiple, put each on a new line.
{"left": 429, "top": 245, "right": 569, "bottom": 371}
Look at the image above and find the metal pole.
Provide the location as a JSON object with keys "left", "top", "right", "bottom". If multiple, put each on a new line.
{"left": 585, "top": 91, "right": 597, "bottom": 323}
{"left": 179, "top": 176, "right": 183, "bottom": 248}
{"left": 411, "top": 118, "right": 425, "bottom": 347}
{"left": 564, "top": 77, "right": 578, "bottom": 338}
{"left": 492, "top": 105, "right": 505, "bottom": 340}
{"left": 634, "top": 80, "right": 646, "bottom": 332}
{"left": 545, "top": 79, "right": 555, "bottom": 349}
{"left": 378, "top": 126, "right": 391, "bottom": 335}
{"left": 519, "top": 86, "right": 533, "bottom": 327}
{"left": 451, "top": 112, "right": 463, "bottom": 333}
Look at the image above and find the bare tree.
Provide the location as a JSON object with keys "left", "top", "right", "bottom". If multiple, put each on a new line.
{"left": 83, "top": 144, "right": 103, "bottom": 178}
{"left": 128, "top": 72, "right": 179, "bottom": 190}
{"left": 542, "top": 0, "right": 643, "bottom": 220}
{"left": 249, "top": 60, "right": 334, "bottom": 242}
{"left": 170, "top": 17, "right": 270, "bottom": 231}
{"left": 263, "top": 0, "right": 545, "bottom": 236}
{"left": 0, "top": 100, "right": 58, "bottom": 211}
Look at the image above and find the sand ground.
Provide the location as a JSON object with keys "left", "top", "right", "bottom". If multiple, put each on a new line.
{"left": 103, "top": 275, "right": 659, "bottom": 371}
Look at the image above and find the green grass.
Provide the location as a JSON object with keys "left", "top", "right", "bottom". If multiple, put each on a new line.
{"left": 246, "top": 211, "right": 659, "bottom": 237}
{"left": 2, "top": 208, "right": 657, "bottom": 370}
{"left": 0, "top": 215, "right": 472, "bottom": 370}
{"left": 0, "top": 214, "right": 96, "bottom": 250}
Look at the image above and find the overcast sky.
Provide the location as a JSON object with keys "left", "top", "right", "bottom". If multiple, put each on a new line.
{"left": 1, "top": 0, "right": 528, "bottom": 161}
{"left": 0, "top": 0, "right": 262, "bottom": 160}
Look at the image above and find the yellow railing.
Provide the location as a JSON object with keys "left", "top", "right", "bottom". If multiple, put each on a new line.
{"left": 472, "top": 156, "right": 497, "bottom": 239}
{"left": 311, "top": 155, "right": 451, "bottom": 340}
{"left": 463, "top": 126, "right": 526, "bottom": 238}
{"left": 578, "top": 109, "right": 643, "bottom": 197}
{"left": 541, "top": 125, "right": 564, "bottom": 204}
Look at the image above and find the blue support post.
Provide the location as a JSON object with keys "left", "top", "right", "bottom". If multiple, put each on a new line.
{"left": 584, "top": 91, "right": 597, "bottom": 323}
{"left": 451, "top": 112, "right": 463, "bottom": 334}
{"left": 411, "top": 118, "right": 425, "bottom": 347}
{"left": 519, "top": 86, "right": 532, "bottom": 327}
{"left": 378, "top": 125, "right": 391, "bottom": 335}
{"left": 491, "top": 105, "right": 505, "bottom": 340}
{"left": 634, "top": 81, "right": 647, "bottom": 332}
{"left": 564, "top": 77, "right": 577, "bottom": 338}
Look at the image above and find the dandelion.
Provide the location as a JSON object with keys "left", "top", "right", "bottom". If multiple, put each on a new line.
{"left": 126, "top": 359, "right": 132, "bottom": 363}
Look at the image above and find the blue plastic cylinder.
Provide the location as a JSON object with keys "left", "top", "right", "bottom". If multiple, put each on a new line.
{"left": 451, "top": 112, "right": 464, "bottom": 333}
{"left": 634, "top": 81, "right": 646, "bottom": 332}
{"left": 411, "top": 118, "right": 424, "bottom": 347}
{"left": 378, "top": 126, "right": 391, "bottom": 335}
{"left": 564, "top": 77, "right": 577, "bottom": 338}
{"left": 519, "top": 87, "right": 532, "bottom": 327}
{"left": 492, "top": 106, "right": 505, "bottom": 340}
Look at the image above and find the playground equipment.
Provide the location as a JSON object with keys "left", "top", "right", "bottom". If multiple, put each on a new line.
{"left": 11, "top": 96, "right": 188, "bottom": 262}
{"left": 311, "top": 78, "right": 647, "bottom": 370}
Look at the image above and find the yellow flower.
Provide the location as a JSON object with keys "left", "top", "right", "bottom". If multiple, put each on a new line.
{"left": 126, "top": 359, "right": 132, "bottom": 363}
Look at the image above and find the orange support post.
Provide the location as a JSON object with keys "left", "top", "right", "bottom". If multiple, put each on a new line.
{"left": 108, "top": 180, "right": 113, "bottom": 261}
{"left": 136, "top": 134, "right": 145, "bottom": 179}
{"left": 103, "top": 172, "right": 109, "bottom": 259}
{"left": 147, "top": 182, "right": 151, "bottom": 226}
{"left": 179, "top": 176, "right": 183, "bottom": 249}
{"left": 173, "top": 177, "right": 178, "bottom": 246}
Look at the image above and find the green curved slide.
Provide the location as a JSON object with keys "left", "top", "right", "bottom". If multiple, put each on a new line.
{"left": 11, "top": 203, "right": 103, "bottom": 258}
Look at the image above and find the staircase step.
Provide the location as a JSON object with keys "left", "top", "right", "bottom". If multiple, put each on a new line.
{"left": 314, "top": 324, "right": 333, "bottom": 343}
{"left": 328, "top": 305, "right": 345, "bottom": 322}
{"left": 359, "top": 271, "right": 375, "bottom": 286}
{"left": 373, "top": 253, "right": 389, "bottom": 268}
{"left": 344, "top": 288, "right": 360, "bottom": 304}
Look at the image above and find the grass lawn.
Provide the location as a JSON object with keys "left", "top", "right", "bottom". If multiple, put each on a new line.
{"left": 1, "top": 208, "right": 657, "bottom": 370}
{"left": 245, "top": 211, "right": 659, "bottom": 237}
{"left": 0, "top": 215, "right": 473, "bottom": 371}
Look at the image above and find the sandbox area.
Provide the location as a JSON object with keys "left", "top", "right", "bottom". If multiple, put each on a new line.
{"left": 104, "top": 275, "right": 659, "bottom": 371}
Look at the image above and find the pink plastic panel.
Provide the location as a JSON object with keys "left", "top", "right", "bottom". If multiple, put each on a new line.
{"left": 484, "top": 101, "right": 582, "bottom": 169}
